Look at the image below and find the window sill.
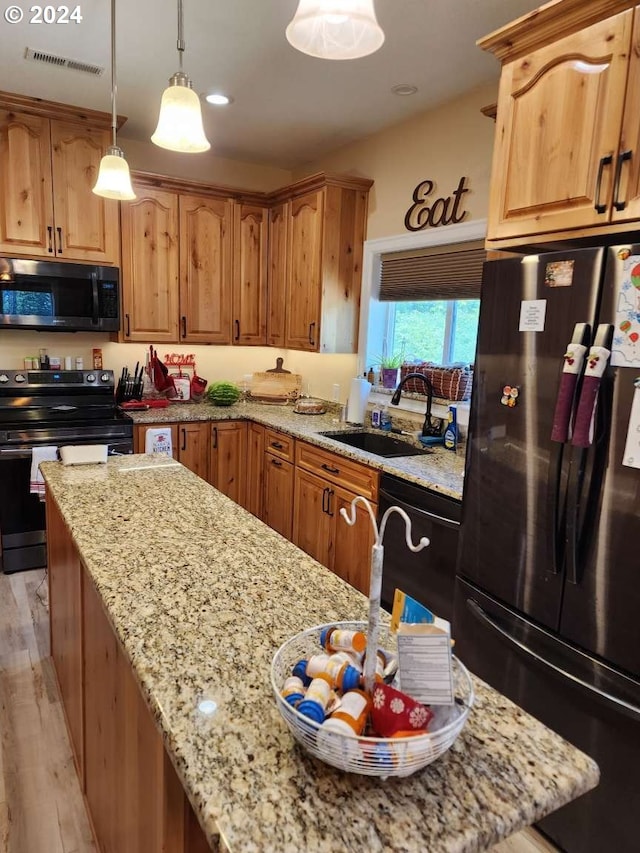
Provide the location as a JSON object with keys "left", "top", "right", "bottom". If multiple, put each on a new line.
{"left": 369, "top": 388, "right": 470, "bottom": 428}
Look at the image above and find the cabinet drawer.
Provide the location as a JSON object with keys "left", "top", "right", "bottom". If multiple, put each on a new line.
{"left": 296, "top": 442, "right": 378, "bottom": 501}
{"left": 264, "top": 428, "right": 295, "bottom": 462}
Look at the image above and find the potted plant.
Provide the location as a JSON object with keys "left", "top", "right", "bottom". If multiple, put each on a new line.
{"left": 374, "top": 351, "right": 405, "bottom": 389}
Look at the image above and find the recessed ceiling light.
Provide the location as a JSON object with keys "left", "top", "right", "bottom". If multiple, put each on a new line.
{"left": 205, "top": 93, "right": 233, "bottom": 106}
{"left": 392, "top": 84, "right": 418, "bottom": 96}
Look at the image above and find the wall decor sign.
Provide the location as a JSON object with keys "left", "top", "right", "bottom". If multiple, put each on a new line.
{"left": 404, "top": 176, "right": 469, "bottom": 231}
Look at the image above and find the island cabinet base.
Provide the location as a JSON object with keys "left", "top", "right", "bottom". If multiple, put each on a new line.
{"left": 46, "top": 497, "right": 212, "bottom": 853}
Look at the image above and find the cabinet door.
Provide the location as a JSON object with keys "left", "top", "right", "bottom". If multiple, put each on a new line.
{"left": 246, "top": 422, "right": 265, "bottom": 519}
{"left": 47, "top": 497, "right": 84, "bottom": 779}
{"left": 285, "top": 190, "right": 323, "bottom": 351}
{"left": 121, "top": 188, "right": 180, "bottom": 342}
{"left": 487, "top": 11, "right": 633, "bottom": 240}
{"left": 210, "top": 421, "right": 247, "bottom": 505}
{"left": 332, "top": 487, "right": 376, "bottom": 595}
{"left": 267, "top": 201, "right": 288, "bottom": 347}
{"left": 292, "top": 467, "right": 332, "bottom": 566}
{"left": 233, "top": 202, "right": 268, "bottom": 345}
{"left": 264, "top": 453, "right": 294, "bottom": 540}
{"left": 177, "top": 422, "right": 209, "bottom": 480}
{"left": 0, "top": 111, "right": 54, "bottom": 257}
{"left": 613, "top": 10, "right": 640, "bottom": 223}
{"left": 50, "top": 120, "right": 119, "bottom": 264}
{"left": 179, "top": 194, "right": 233, "bottom": 344}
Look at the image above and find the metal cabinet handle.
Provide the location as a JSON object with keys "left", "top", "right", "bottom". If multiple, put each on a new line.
{"left": 235, "top": 319, "right": 240, "bottom": 341}
{"left": 47, "top": 226, "right": 53, "bottom": 253}
{"left": 271, "top": 441, "right": 284, "bottom": 450}
{"left": 327, "top": 488, "right": 334, "bottom": 517}
{"left": 613, "top": 149, "right": 632, "bottom": 211}
{"left": 308, "top": 322, "right": 316, "bottom": 346}
{"left": 271, "top": 458, "right": 283, "bottom": 467}
{"left": 322, "top": 486, "right": 329, "bottom": 513}
{"left": 212, "top": 427, "right": 218, "bottom": 449}
{"left": 181, "top": 428, "right": 187, "bottom": 452}
{"left": 125, "top": 313, "right": 131, "bottom": 337}
{"left": 181, "top": 315, "right": 187, "bottom": 338}
{"left": 594, "top": 154, "right": 613, "bottom": 214}
{"left": 321, "top": 462, "right": 340, "bottom": 475}
{"left": 56, "top": 226, "right": 63, "bottom": 253}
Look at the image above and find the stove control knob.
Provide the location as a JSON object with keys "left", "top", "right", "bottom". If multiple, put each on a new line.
{"left": 100, "top": 373, "right": 110, "bottom": 383}
{"left": 14, "top": 373, "right": 26, "bottom": 383}
{"left": 0, "top": 374, "right": 9, "bottom": 383}
{"left": 86, "top": 374, "right": 96, "bottom": 383}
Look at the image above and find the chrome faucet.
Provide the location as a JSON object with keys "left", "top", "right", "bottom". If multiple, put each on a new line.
{"left": 390, "top": 372, "right": 442, "bottom": 438}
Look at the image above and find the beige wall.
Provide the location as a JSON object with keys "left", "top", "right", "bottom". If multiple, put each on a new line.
{"left": 295, "top": 82, "right": 497, "bottom": 240}
{"left": 118, "top": 136, "right": 293, "bottom": 192}
{"left": 1, "top": 84, "right": 497, "bottom": 399}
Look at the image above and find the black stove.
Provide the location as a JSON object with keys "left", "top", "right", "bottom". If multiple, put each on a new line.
{"left": 0, "top": 369, "right": 133, "bottom": 573}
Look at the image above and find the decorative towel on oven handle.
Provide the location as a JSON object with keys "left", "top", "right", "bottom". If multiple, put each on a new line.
{"left": 30, "top": 446, "right": 59, "bottom": 498}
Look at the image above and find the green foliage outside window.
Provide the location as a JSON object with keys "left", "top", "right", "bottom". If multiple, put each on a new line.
{"left": 391, "top": 300, "right": 479, "bottom": 365}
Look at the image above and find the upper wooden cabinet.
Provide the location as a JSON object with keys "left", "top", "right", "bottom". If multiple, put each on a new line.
{"left": 0, "top": 104, "right": 119, "bottom": 264}
{"left": 481, "top": 0, "right": 640, "bottom": 247}
{"left": 270, "top": 175, "right": 372, "bottom": 353}
{"left": 233, "top": 202, "right": 268, "bottom": 345}
{"left": 121, "top": 187, "right": 180, "bottom": 342}
{"left": 180, "top": 194, "right": 233, "bottom": 344}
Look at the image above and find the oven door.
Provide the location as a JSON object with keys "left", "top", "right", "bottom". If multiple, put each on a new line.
{"left": 0, "top": 438, "right": 132, "bottom": 574}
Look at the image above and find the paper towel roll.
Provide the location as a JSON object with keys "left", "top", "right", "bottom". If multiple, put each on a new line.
{"left": 347, "top": 377, "right": 372, "bottom": 425}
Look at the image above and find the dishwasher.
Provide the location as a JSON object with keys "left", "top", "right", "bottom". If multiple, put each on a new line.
{"left": 379, "top": 473, "right": 462, "bottom": 622}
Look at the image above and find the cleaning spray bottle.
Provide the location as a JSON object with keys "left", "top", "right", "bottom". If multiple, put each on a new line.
{"left": 443, "top": 405, "right": 458, "bottom": 451}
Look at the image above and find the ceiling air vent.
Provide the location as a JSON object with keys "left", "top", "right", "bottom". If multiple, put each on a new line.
{"left": 24, "top": 47, "right": 104, "bottom": 76}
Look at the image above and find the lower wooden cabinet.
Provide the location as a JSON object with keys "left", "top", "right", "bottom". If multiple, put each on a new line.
{"left": 210, "top": 420, "right": 247, "bottom": 507}
{"left": 263, "top": 451, "right": 294, "bottom": 539}
{"left": 293, "top": 441, "right": 379, "bottom": 595}
{"left": 47, "top": 496, "right": 209, "bottom": 853}
{"left": 134, "top": 422, "right": 209, "bottom": 480}
{"left": 246, "top": 422, "right": 265, "bottom": 519}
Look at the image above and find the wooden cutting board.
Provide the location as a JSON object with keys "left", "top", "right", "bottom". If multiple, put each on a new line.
{"left": 249, "top": 371, "right": 302, "bottom": 401}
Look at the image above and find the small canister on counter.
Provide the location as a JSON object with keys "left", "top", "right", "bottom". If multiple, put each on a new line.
{"left": 92, "top": 348, "right": 103, "bottom": 370}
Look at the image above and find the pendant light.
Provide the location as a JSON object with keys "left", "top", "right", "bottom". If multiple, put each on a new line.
{"left": 92, "top": 0, "right": 135, "bottom": 201}
{"left": 151, "top": 0, "right": 210, "bottom": 153}
{"left": 286, "top": 0, "right": 385, "bottom": 61}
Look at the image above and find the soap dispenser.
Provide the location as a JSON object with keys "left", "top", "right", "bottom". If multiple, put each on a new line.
{"left": 443, "top": 405, "right": 458, "bottom": 451}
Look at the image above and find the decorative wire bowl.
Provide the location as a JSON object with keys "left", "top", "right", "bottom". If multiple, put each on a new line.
{"left": 271, "top": 621, "right": 474, "bottom": 778}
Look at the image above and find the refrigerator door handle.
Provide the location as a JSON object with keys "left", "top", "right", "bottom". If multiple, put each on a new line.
{"left": 467, "top": 599, "right": 640, "bottom": 722}
{"left": 571, "top": 325, "right": 613, "bottom": 449}
{"left": 551, "top": 324, "right": 590, "bottom": 444}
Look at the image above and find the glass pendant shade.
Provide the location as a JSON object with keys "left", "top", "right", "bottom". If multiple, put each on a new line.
{"left": 152, "top": 72, "right": 211, "bottom": 153}
{"left": 286, "top": 0, "right": 384, "bottom": 60}
{"left": 93, "top": 146, "right": 136, "bottom": 201}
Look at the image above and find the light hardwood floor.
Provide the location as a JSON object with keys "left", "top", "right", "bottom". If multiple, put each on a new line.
{"left": 0, "top": 569, "right": 557, "bottom": 853}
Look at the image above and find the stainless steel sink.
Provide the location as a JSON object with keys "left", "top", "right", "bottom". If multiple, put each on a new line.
{"left": 320, "top": 430, "right": 432, "bottom": 458}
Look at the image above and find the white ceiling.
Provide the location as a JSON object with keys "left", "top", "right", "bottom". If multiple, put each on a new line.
{"left": 0, "top": 1, "right": 541, "bottom": 170}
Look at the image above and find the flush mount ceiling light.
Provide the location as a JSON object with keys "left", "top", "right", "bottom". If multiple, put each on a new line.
{"left": 92, "top": 0, "right": 135, "bottom": 201}
{"left": 391, "top": 83, "right": 418, "bottom": 96}
{"left": 151, "top": 0, "right": 210, "bottom": 153}
{"left": 286, "top": 0, "right": 385, "bottom": 61}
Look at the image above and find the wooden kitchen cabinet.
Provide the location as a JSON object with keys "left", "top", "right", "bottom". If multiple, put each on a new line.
{"left": 121, "top": 187, "right": 180, "bottom": 342}
{"left": 210, "top": 420, "right": 247, "bottom": 506}
{"left": 134, "top": 421, "right": 208, "bottom": 480}
{"left": 481, "top": 1, "right": 640, "bottom": 246}
{"left": 0, "top": 105, "right": 118, "bottom": 264}
{"left": 264, "top": 452, "right": 294, "bottom": 539}
{"left": 293, "top": 441, "right": 378, "bottom": 594}
{"left": 270, "top": 174, "right": 372, "bottom": 353}
{"left": 246, "top": 422, "right": 265, "bottom": 519}
{"left": 180, "top": 193, "right": 233, "bottom": 344}
{"left": 267, "top": 201, "right": 288, "bottom": 347}
{"left": 233, "top": 202, "right": 268, "bottom": 345}
{"left": 47, "top": 497, "right": 84, "bottom": 780}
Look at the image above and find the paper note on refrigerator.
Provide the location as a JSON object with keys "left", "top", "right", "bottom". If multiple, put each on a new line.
{"left": 519, "top": 299, "right": 547, "bottom": 332}
{"left": 622, "top": 381, "right": 640, "bottom": 469}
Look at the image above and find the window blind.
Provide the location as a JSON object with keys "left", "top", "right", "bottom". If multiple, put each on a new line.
{"left": 379, "top": 240, "right": 485, "bottom": 301}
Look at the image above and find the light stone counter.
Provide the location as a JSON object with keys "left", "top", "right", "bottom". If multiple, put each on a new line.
{"left": 41, "top": 455, "right": 598, "bottom": 853}
{"left": 128, "top": 401, "right": 465, "bottom": 500}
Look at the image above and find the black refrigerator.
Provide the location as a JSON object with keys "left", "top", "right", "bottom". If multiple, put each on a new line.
{"left": 454, "top": 246, "right": 640, "bottom": 853}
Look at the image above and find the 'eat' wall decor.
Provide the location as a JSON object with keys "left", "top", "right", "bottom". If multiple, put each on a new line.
{"left": 404, "top": 176, "right": 469, "bottom": 231}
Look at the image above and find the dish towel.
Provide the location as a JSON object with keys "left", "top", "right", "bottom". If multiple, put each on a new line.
{"left": 30, "top": 446, "right": 58, "bottom": 497}
{"left": 144, "top": 427, "right": 173, "bottom": 456}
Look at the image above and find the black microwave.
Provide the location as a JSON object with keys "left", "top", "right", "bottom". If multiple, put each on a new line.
{"left": 0, "top": 258, "right": 120, "bottom": 332}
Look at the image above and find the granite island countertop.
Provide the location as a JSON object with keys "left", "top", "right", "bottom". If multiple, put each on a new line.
{"left": 41, "top": 454, "right": 598, "bottom": 853}
{"left": 128, "top": 400, "right": 465, "bottom": 500}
